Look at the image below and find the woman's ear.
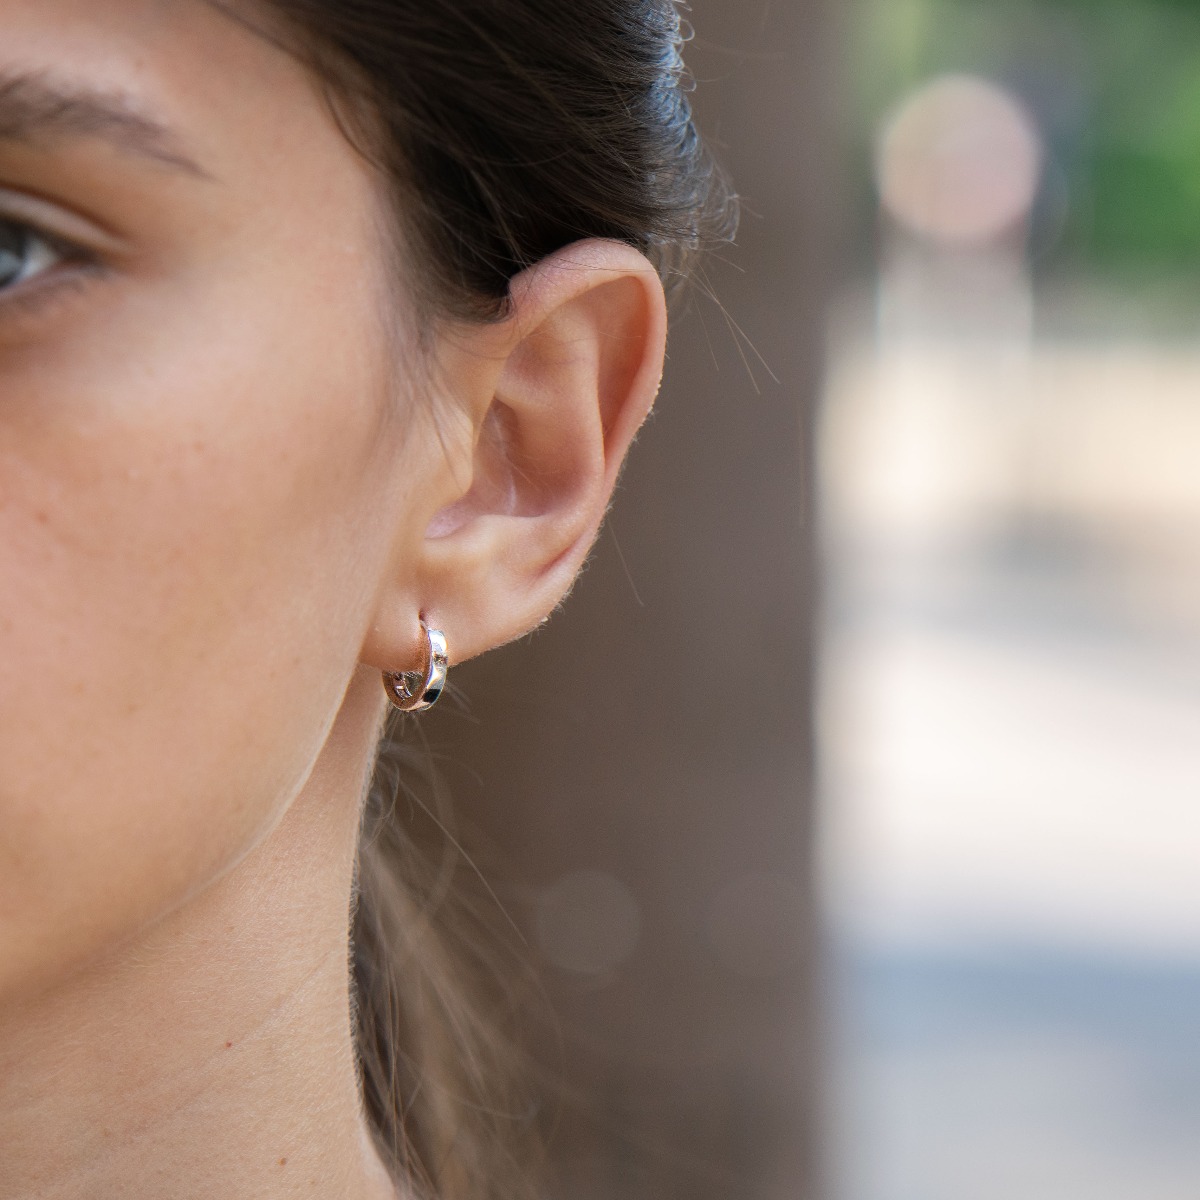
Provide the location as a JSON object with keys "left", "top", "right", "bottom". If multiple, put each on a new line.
{"left": 362, "top": 239, "right": 667, "bottom": 672}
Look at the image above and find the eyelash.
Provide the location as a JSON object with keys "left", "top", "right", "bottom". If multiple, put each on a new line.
{"left": 0, "top": 218, "right": 100, "bottom": 323}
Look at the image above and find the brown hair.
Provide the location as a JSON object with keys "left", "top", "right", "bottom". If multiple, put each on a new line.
{"left": 238, "top": 1, "right": 734, "bottom": 1195}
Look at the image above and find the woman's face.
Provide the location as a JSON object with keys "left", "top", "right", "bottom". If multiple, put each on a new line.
{"left": 0, "top": 0, "right": 432, "bottom": 999}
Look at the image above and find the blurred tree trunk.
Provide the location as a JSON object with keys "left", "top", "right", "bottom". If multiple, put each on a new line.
{"left": 425, "top": 2, "right": 842, "bottom": 1196}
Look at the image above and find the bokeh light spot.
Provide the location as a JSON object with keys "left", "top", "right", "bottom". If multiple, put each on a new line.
{"left": 876, "top": 74, "right": 1042, "bottom": 246}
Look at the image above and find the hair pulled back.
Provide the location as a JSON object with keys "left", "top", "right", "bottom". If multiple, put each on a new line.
{"left": 263, "top": 0, "right": 733, "bottom": 321}
{"left": 246, "top": 2, "right": 734, "bottom": 1196}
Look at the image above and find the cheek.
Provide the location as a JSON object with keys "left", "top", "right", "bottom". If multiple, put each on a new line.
{"left": 0, "top": 267, "right": 408, "bottom": 999}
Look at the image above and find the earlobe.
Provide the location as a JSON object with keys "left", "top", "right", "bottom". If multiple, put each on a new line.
{"left": 411, "top": 239, "right": 668, "bottom": 664}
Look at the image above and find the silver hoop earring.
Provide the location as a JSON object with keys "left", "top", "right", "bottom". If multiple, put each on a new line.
{"left": 383, "top": 621, "right": 448, "bottom": 713}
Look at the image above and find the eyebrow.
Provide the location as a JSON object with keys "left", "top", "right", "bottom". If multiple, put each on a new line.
{"left": 0, "top": 71, "right": 208, "bottom": 177}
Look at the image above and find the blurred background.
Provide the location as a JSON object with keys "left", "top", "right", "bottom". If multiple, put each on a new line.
{"left": 825, "top": 1, "right": 1200, "bottom": 1198}
{"left": 429, "top": 0, "right": 1200, "bottom": 1197}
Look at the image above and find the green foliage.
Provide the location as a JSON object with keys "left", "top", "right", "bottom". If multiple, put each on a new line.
{"left": 852, "top": 0, "right": 1200, "bottom": 277}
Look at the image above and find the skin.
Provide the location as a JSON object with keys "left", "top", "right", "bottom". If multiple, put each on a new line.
{"left": 0, "top": 2, "right": 667, "bottom": 1198}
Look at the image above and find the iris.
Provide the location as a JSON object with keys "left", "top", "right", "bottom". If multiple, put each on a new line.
{"left": 0, "top": 222, "right": 59, "bottom": 290}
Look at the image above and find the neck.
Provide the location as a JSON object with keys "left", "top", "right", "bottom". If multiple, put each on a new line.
{"left": 0, "top": 668, "right": 400, "bottom": 1200}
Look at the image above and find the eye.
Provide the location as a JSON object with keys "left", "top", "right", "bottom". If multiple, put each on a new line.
{"left": 0, "top": 221, "right": 67, "bottom": 291}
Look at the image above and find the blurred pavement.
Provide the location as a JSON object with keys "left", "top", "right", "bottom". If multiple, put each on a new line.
{"left": 820, "top": 302, "right": 1200, "bottom": 1199}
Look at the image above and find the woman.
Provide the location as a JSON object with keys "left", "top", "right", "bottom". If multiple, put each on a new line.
{"left": 0, "top": 2, "right": 730, "bottom": 1197}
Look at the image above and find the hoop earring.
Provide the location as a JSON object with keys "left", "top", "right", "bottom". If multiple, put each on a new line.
{"left": 383, "top": 621, "right": 449, "bottom": 713}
